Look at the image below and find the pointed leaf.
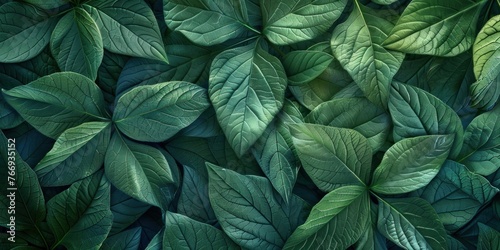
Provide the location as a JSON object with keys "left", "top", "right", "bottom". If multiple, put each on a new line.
{"left": 2, "top": 72, "right": 108, "bottom": 139}
{"left": 113, "top": 81, "right": 209, "bottom": 142}
{"left": 177, "top": 166, "right": 216, "bottom": 223}
{"left": 209, "top": 40, "right": 287, "bottom": 156}
{"left": 283, "top": 50, "right": 334, "bottom": 85}
{"left": 383, "top": 0, "right": 487, "bottom": 56}
{"left": 289, "top": 123, "right": 372, "bottom": 192}
{"left": 371, "top": 135, "right": 454, "bottom": 195}
{"left": 34, "top": 121, "right": 110, "bottom": 187}
{"left": 50, "top": 7, "right": 103, "bottom": 80}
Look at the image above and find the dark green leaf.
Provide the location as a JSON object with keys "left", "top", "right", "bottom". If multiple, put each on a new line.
{"left": 477, "top": 223, "right": 500, "bottom": 250}
{"left": 97, "top": 51, "right": 129, "bottom": 103}
{"left": 283, "top": 50, "right": 334, "bottom": 85}
{"left": 21, "top": 0, "right": 68, "bottom": 9}
{"left": 110, "top": 187, "right": 150, "bottom": 235}
{"left": 3, "top": 123, "right": 54, "bottom": 168}
{"left": 102, "top": 227, "right": 142, "bottom": 250}
{"left": 177, "top": 166, "right": 216, "bottom": 223}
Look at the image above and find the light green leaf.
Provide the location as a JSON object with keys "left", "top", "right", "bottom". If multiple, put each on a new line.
{"left": 102, "top": 227, "right": 142, "bottom": 250}
{"left": 83, "top": 0, "right": 167, "bottom": 62}
{"left": 458, "top": 105, "right": 500, "bottom": 175}
{"left": 283, "top": 185, "right": 370, "bottom": 250}
{"left": 371, "top": 135, "right": 454, "bottom": 195}
{"left": 0, "top": 2, "right": 57, "bottom": 62}
{"left": 331, "top": 1, "right": 404, "bottom": 107}
{"left": 207, "top": 163, "right": 307, "bottom": 250}
{"left": 163, "top": 212, "right": 238, "bottom": 250}
{"left": 262, "top": 0, "right": 347, "bottom": 45}
{"left": 377, "top": 197, "right": 448, "bottom": 250}
{"left": 478, "top": 223, "right": 500, "bottom": 250}
{"left": 177, "top": 166, "right": 216, "bottom": 223}
{"left": 47, "top": 171, "right": 112, "bottom": 250}
{"left": 50, "top": 7, "right": 103, "bottom": 80}
{"left": 283, "top": 50, "right": 334, "bottom": 85}
{"left": 383, "top": 0, "right": 486, "bottom": 56}
{"left": 34, "top": 121, "right": 111, "bottom": 187}
{"left": 2, "top": 72, "right": 109, "bottom": 139}
{"left": 413, "top": 160, "right": 499, "bottom": 232}
{"left": 113, "top": 81, "right": 210, "bottom": 142}
{"left": 305, "top": 97, "right": 390, "bottom": 152}
{"left": 164, "top": 0, "right": 257, "bottom": 46}
{"left": 105, "top": 132, "right": 174, "bottom": 209}
{"left": 289, "top": 123, "right": 372, "bottom": 192}
{"left": 389, "top": 81, "right": 464, "bottom": 158}
{"left": 472, "top": 14, "right": 500, "bottom": 109}
{"left": 209, "top": 40, "right": 287, "bottom": 156}
{"left": 109, "top": 188, "right": 150, "bottom": 235}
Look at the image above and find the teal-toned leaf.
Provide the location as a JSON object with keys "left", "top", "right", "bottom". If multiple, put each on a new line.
{"left": 305, "top": 97, "right": 390, "bottom": 152}
{"left": 97, "top": 51, "right": 129, "bottom": 103}
{"left": 177, "top": 166, "right": 216, "bottom": 223}
{"left": 50, "top": 7, "right": 103, "bottom": 80}
{"left": 283, "top": 50, "right": 334, "bottom": 85}
{"left": 105, "top": 133, "right": 173, "bottom": 209}
{"left": 207, "top": 163, "right": 307, "bottom": 250}
{"left": 2, "top": 72, "right": 109, "bottom": 139}
{"left": 110, "top": 187, "right": 150, "bottom": 235}
{"left": 355, "top": 202, "right": 387, "bottom": 250}
{"left": 383, "top": 0, "right": 487, "bottom": 56}
{"left": 3, "top": 123, "right": 54, "bottom": 168}
{"left": 180, "top": 107, "right": 223, "bottom": 138}
{"left": 0, "top": 47, "right": 59, "bottom": 85}
{"left": 289, "top": 123, "right": 372, "bottom": 192}
{"left": 47, "top": 171, "right": 112, "bottom": 249}
{"left": 413, "top": 160, "right": 499, "bottom": 232}
{"left": 389, "top": 81, "right": 464, "bottom": 158}
{"left": 262, "top": 0, "right": 347, "bottom": 45}
{"left": 84, "top": 0, "right": 167, "bottom": 62}
{"left": 164, "top": 0, "right": 256, "bottom": 46}
{"left": 34, "top": 121, "right": 111, "bottom": 187}
{"left": 113, "top": 81, "right": 209, "bottom": 142}
{"left": 458, "top": 105, "right": 500, "bottom": 175}
{"left": 21, "top": 0, "right": 68, "bottom": 9}
{"left": 145, "top": 230, "right": 163, "bottom": 250}
{"left": 209, "top": 40, "right": 287, "bottom": 156}
{"left": 478, "top": 223, "right": 500, "bottom": 250}
{"left": 163, "top": 212, "right": 238, "bottom": 249}
{"left": 371, "top": 135, "right": 453, "bottom": 195}
{"left": 283, "top": 185, "right": 370, "bottom": 250}
{"left": 0, "top": 97, "right": 23, "bottom": 129}
{"left": 377, "top": 197, "right": 448, "bottom": 249}
{"left": 447, "top": 236, "right": 468, "bottom": 250}
{"left": 472, "top": 14, "right": 500, "bottom": 109}
{"left": 331, "top": 1, "right": 404, "bottom": 107}
{"left": 102, "top": 227, "right": 142, "bottom": 250}
{"left": 0, "top": 2, "right": 57, "bottom": 62}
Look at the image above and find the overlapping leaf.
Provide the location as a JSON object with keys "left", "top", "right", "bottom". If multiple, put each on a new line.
{"left": 477, "top": 223, "right": 500, "bottom": 250}
{"left": 102, "top": 227, "right": 142, "bottom": 250}
{"left": 177, "top": 166, "right": 216, "bottom": 223}
{"left": 109, "top": 188, "right": 150, "bottom": 235}
{"left": 283, "top": 50, "right": 334, "bottom": 85}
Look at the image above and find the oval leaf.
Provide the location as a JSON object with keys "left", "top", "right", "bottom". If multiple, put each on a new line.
{"left": 283, "top": 50, "right": 334, "bottom": 85}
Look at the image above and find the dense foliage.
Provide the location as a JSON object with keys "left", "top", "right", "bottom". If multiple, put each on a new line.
{"left": 1, "top": 0, "right": 500, "bottom": 249}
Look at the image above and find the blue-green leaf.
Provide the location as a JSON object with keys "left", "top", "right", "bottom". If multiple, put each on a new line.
{"left": 283, "top": 50, "right": 334, "bottom": 85}
{"left": 102, "top": 227, "right": 142, "bottom": 250}
{"left": 109, "top": 188, "right": 150, "bottom": 235}
{"left": 177, "top": 166, "right": 216, "bottom": 223}
{"left": 478, "top": 223, "right": 500, "bottom": 250}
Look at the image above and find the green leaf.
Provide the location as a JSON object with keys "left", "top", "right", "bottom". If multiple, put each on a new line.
{"left": 177, "top": 166, "right": 216, "bottom": 223}
{"left": 413, "top": 160, "right": 499, "bottom": 232}
{"left": 83, "top": 0, "right": 167, "bottom": 62}
{"left": 331, "top": 1, "right": 404, "bottom": 107}
{"left": 283, "top": 185, "right": 370, "bottom": 250}
{"left": 109, "top": 188, "right": 150, "bottom": 235}
{"left": 458, "top": 105, "right": 500, "bottom": 175}
{"left": 383, "top": 0, "right": 487, "bottom": 56}
{"left": 2, "top": 72, "right": 109, "bottom": 139}
{"left": 47, "top": 171, "right": 112, "bottom": 249}
{"left": 20, "top": 0, "right": 68, "bottom": 9}
{"left": 102, "top": 227, "right": 142, "bottom": 250}
{"left": 145, "top": 230, "right": 163, "bottom": 250}
{"left": 389, "top": 81, "right": 464, "bottom": 158}
{"left": 207, "top": 163, "right": 307, "bottom": 250}
{"left": 377, "top": 197, "right": 448, "bottom": 250}
{"left": 283, "top": 50, "right": 334, "bottom": 85}
{"left": 113, "top": 81, "right": 210, "bottom": 142}
{"left": 371, "top": 0, "right": 398, "bottom": 4}
{"left": 34, "top": 121, "right": 110, "bottom": 187}
{"left": 447, "top": 235, "right": 468, "bottom": 250}
{"left": 289, "top": 123, "right": 372, "bottom": 192}
{"left": 163, "top": 212, "right": 238, "bottom": 249}
{"left": 0, "top": 97, "right": 23, "bottom": 129}
{"left": 50, "top": 7, "right": 103, "bottom": 80}
{"left": 355, "top": 202, "right": 387, "bottom": 250}
{"left": 371, "top": 135, "right": 454, "bottom": 195}
{"left": 164, "top": 0, "right": 257, "bottom": 46}
{"left": 478, "top": 223, "right": 500, "bottom": 250}
{"left": 262, "top": 0, "right": 347, "bottom": 45}
{"left": 0, "top": 2, "right": 58, "bottom": 62}
{"left": 97, "top": 51, "right": 129, "bottom": 103}
{"left": 209, "top": 40, "right": 287, "bottom": 156}
{"left": 305, "top": 97, "right": 391, "bottom": 152}
{"left": 472, "top": 14, "right": 500, "bottom": 109}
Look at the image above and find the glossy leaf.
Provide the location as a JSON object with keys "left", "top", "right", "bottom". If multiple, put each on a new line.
{"left": 283, "top": 185, "right": 370, "bottom": 250}
{"left": 50, "top": 7, "right": 103, "bottom": 80}
{"left": 383, "top": 0, "right": 487, "bottom": 56}
{"left": 289, "top": 123, "right": 372, "bottom": 192}
{"left": 331, "top": 1, "right": 404, "bottom": 107}
{"left": 371, "top": 135, "right": 454, "bottom": 195}
{"left": 2, "top": 72, "right": 109, "bottom": 139}
{"left": 207, "top": 163, "right": 307, "bottom": 250}
{"left": 283, "top": 50, "right": 334, "bottom": 85}
{"left": 113, "top": 81, "right": 210, "bottom": 142}
{"left": 34, "top": 121, "right": 111, "bottom": 187}
{"left": 0, "top": 2, "right": 57, "bottom": 62}
{"left": 262, "top": 0, "right": 347, "bottom": 45}
{"left": 209, "top": 40, "right": 287, "bottom": 156}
